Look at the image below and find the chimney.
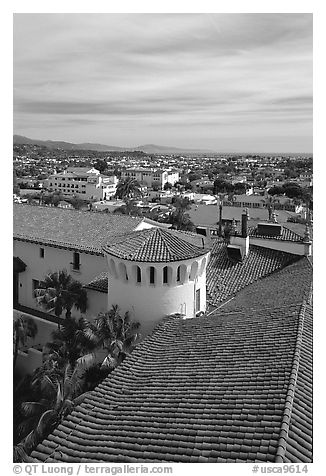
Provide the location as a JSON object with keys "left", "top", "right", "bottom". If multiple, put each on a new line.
{"left": 271, "top": 211, "right": 278, "bottom": 223}
{"left": 303, "top": 223, "right": 312, "bottom": 256}
{"left": 241, "top": 208, "right": 249, "bottom": 238}
{"left": 218, "top": 202, "right": 223, "bottom": 237}
{"left": 228, "top": 210, "right": 249, "bottom": 259}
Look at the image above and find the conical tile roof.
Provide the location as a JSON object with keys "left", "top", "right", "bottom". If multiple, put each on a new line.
{"left": 103, "top": 227, "right": 209, "bottom": 262}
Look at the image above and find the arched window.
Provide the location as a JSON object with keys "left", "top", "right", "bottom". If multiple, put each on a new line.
{"left": 136, "top": 266, "right": 141, "bottom": 283}
{"left": 189, "top": 261, "right": 199, "bottom": 281}
{"left": 176, "top": 266, "right": 181, "bottom": 283}
{"left": 199, "top": 257, "right": 207, "bottom": 276}
{"left": 118, "top": 262, "right": 128, "bottom": 282}
{"left": 163, "top": 266, "right": 168, "bottom": 284}
{"left": 149, "top": 266, "right": 156, "bottom": 285}
{"left": 179, "top": 264, "right": 187, "bottom": 284}
{"left": 109, "top": 259, "right": 118, "bottom": 278}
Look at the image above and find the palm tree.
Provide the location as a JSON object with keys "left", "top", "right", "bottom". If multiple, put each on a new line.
{"left": 34, "top": 270, "right": 87, "bottom": 322}
{"left": 86, "top": 305, "right": 141, "bottom": 370}
{"left": 45, "top": 316, "right": 97, "bottom": 369}
{"left": 266, "top": 195, "right": 276, "bottom": 221}
{"left": 13, "top": 316, "right": 38, "bottom": 371}
{"left": 115, "top": 177, "right": 142, "bottom": 200}
{"left": 14, "top": 316, "right": 97, "bottom": 461}
{"left": 14, "top": 360, "right": 91, "bottom": 462}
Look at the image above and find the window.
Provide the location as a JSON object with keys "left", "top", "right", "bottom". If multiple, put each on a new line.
{"left": 176, "top": 266, "right": 181, "bottom": 283}
{"left": 149, "top": 266, "right": 155, "bottom": 284}
{"left": 40, "top": 248, "right": 44, "bottom": 258}
{"left": 196, "top": 289, "right": 201, "bottom": 312}
{"left": 32, "top": 279, "right": 45, "bottom": 297}
{"left": 136, "top": 266, "right": 141, "bottom": 283}
{"left": 72, "top": 252, "right": 80, "bottom": 271}
{"left": 32, "top": 279, "right": 39, "bottom": 297}
{"left": 163, "top": 266, "right": 168, "bottom": 284}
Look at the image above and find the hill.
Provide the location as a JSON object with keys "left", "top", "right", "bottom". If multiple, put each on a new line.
{"left": 13, "top": 135, "right": 213, "bottom": 155}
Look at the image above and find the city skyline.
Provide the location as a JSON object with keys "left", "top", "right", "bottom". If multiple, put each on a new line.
{"left": 14, "top": 13, "right": 313, "bottom": 153}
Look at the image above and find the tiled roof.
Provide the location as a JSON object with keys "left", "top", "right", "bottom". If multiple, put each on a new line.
{"left": 13, "top": 204, "right": 148, "bottom": 254}
{"left": 206, "top": 239, "right": 300, "bottom": 306}
{"left": 30, "top": 278, "right": 312, "bottom": 463}
{"left": 282, "top": 304, "right": 312, "bottom": 463}
{"left": 217, "top": 257, "right": 312, "bottom": 313}
{"left": 249, "top": 225, "right": 304, "bottom": 242}
{"left": 84, "top": 272, "right": 109, "bottom": 293}
{"left": 103, "top": 228, "right": 209, "bottom": 262}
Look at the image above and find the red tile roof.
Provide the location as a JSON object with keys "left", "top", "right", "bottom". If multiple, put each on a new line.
{"left": 84, "top": 272, "right": 109, "bottom": 293}
{"left": 207, "top": 239, "right": 300, "bottom": 306}
{"left": 103, "top": 228, "right": 208, "bottom": 263}
{"left": 13, "top": 204, "right": 150, "bottom": 254}
{"left": 249, "top": 225, "right": 304, "bottom": 242}
{"left": 282, "top": 304, "right": 312, "bottom": 463}
{"left": 30, "top": 260, "right": 312, "bottom": 463}
{"left": 217, "top": 257, "right": 312, "bottom": 313}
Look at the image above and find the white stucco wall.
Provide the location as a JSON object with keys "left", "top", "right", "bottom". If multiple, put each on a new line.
{"left": 229, "top": 235, "right": 250, "bottom": 256}
{"left": 249, "top": 237, "right": 310, "bottom": 256}
{"left": 14, "top": 240, "right": 107, "bottom": 310}
{"left": 13, "top": 309, "right": 57, "bottom": 346}
{"left": 106, "top": 253, "right": 209, "bottom": 336}
{"left": 84, "top": 289, "right": 109, "bottom": 321}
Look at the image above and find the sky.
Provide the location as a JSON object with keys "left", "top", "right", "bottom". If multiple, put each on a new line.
{"left": 13, "top": 13, "right": 313, "bottom": 153}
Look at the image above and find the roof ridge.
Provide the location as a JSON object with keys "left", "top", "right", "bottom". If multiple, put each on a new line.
{"left": 134, "top": 227, "right": 166, "bottom": 261}
{"left": 156, "top": 227, "right": 179, "bottom": 261}
{"left": 209, "top": 301, "right": 303, "bottom": 317}
{"left": 282, "top": 224, "right": 305, "bottom": 240}
{"left": 275, "top": 301, "right": 307, "bottom": 462}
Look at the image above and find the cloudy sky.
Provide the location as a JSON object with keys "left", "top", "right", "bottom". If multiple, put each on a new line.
{"left": 13, "top": 13, "right": 312, "bottom": 152}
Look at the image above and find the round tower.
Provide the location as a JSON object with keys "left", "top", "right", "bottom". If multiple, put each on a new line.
{"left": 103, "top": 227, "right": 210, "bottom": 335}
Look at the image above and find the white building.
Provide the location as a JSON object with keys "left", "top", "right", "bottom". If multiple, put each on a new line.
{"left": 46, "top": 167, "right": 118, "bottom": 200}
{"left": 13, "top": 204, "right": 312, "bottom": 375}
{"left": 103, "top": 227, "right": 210, "bottom": 334}
{"left": 121, "top": 168, "right": 179, "bottom": 189}
{"left": 13, "top": 204, "right": 207, "bottom": 339}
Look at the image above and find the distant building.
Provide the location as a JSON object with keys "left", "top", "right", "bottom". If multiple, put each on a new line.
{"left": 222, "top": 193, "right": 302, "bottom": 213}
{"left": 46, "top": 167, "right": 118, "bottom": 200}
{"left": 121, "top": 168, "right": 179, "bottom": 189}
{"left": 57, "top": 200, "right": 74, "bottom": 209}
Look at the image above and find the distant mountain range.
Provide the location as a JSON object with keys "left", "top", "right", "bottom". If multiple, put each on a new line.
{"left": 13, "top": 135, "right": 213, "bottom": 155}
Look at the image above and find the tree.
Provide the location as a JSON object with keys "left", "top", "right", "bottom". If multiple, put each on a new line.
{"left": 115, "top": 178, "right": 142, "bottom": 200}
{"left": 188, "top": 172, "right": 202, "bottom": 182}
{"left": 14, "top": 359, "right": 92, "bottom": 462}
{"left": 13, "top": 169, "right": 20, "bottom": 195}
{"left": 65, "top": 196, "right": 87, "bottom": 210}
{"left": 85, "top": 305, "right": 141, "bottom": 370}
{"left": 213, "top": 178, "right": 234, "bottom": 194}
{"left": 163, "top": 182, "right": 172, "bottom": 191}
{"left": 266, "top": 195, "right": 277, "bottom": 221}
{"left": 94, "top": 159, "right": 107, "bottom": 174}
{"left": 282, "top": 182, "right": 304, "bottom": 199}
{"left": 44, "top": 316, "right": 97, "bottom": 369}
{"left": 14, "top": 316, "right": 97, "bottom": 461}
{"left": 268, "top": 186, "right": 284, "bottom": 196}
{"left": 34, "top": 270, "right": 87, "bottom": 321}
{"left": 113, "top": 199, "right": 143, "bottom": 217}
{"left": 169, "top": 197, "right": 196, "bottom": 232}
{"left": 184, "top": 182, "right": 194, "bottom": 191}
{"left": 13, "top": 316, "right": 38, "bottom": 371}
{"left": 233, "top": 182, "right": 247, "bottom": 195}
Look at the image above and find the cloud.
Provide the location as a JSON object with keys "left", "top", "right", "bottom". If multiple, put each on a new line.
{"left": 13, "top": 13, "right": 312, "bottom": 152}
